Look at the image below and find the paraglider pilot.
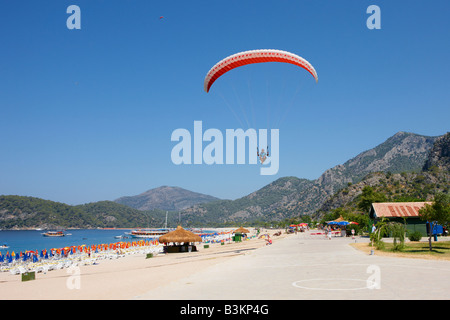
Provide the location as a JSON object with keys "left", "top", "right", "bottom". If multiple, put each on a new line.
{"left": 257, "top": 146, "right": 269, "bottom": 164}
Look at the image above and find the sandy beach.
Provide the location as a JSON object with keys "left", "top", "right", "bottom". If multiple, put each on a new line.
{"left": 0, "top": 228, "right": 284, "bottom": 300}
{"left": 2, "top": 229, "right": 450, "bottom": 301}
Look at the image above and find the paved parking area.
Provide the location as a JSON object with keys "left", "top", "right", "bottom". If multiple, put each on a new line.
{"left": 137, "top": 233, "right": 450, "bottom": 300}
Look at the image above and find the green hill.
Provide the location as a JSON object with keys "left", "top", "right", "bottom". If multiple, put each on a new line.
{"left": 0, "top": 195, "right": 96, "bottom": 229}
{"left": 0, "top": 196, "right": 170, "bottom": 230}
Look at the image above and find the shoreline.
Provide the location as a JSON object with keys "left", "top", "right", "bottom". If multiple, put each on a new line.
{"left": 0, "top": 228, "right": 285, "bottom": 300}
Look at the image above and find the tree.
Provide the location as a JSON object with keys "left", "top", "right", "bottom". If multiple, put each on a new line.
{"left": 370, "top": 220, "right": 406, "bottom": 251}
{"left": 357, "top": 186, "right": 387, "bottom": 213}
{"left": 419, "top": 193, "right": 450, "bottom": 251}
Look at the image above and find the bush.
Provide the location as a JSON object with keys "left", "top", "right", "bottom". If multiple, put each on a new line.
{"left": 408, "top": 231, "right": 422, "bottom": 242}
{"left": 370, "top": 232, "right": 385, "bottom": 250}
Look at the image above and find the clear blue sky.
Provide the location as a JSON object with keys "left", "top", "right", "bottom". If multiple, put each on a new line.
{"left": 0, "top": 1, "right": 449, "bottom": 205}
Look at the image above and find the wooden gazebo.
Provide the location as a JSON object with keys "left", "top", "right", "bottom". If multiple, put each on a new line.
{"left": 158, "top": 226, "right": 202, "bottom": 253}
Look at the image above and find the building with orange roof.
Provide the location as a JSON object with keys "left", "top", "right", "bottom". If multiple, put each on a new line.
{"left": 369, "top": 202, "right": 432, "bottom": 236}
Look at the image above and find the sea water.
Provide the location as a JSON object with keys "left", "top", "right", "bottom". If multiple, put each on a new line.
{"left": 0, "top": 228, "right": 219, "bottom": 255}
{"left": 0, "top": 229, "right": 133, "bottom": 255}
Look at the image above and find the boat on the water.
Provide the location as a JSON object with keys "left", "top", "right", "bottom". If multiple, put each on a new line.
{"left": 42, "top": 231, "right": 66, "bottom": 237}
{"left": 129, "top": 228, "right": 170, "bottom": 239}
{"left": 129, "top": 211, "right": 171, "bottom": 239}
{"left": 0, "top": 243, "right": 9, "bottom": 249}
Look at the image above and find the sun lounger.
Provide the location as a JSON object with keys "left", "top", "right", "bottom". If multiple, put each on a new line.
{"left": 9, "top": 268, "right": 20, "bottom": 275}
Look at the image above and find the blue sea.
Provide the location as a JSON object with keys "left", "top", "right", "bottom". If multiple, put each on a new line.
{"left": 0, "top": 229, "right": 133, "bottom": 255}
{"left": 0, "top": 228, "right": 219, "bottom": 255}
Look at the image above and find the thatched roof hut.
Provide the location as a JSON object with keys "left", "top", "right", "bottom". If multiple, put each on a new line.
{"left": 158, "top": 226, "right": 202, "bottom": 244}
{"left": 326, "top": 215, "right": 345, "bottom": 223}
{"left": 233, "top": 227, "right": 250, "bottom": 234}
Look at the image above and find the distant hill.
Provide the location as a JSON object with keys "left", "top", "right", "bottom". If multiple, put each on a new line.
{"left": 114, "top": 186, "right": 220, "bottom": 211}
{"left": 181, "top": 177, "right": 316, "bottom": 225}
{"left": 179, "top": 132, "right": 442, "bottom": 225}
{"left": 0, "top": 196, "right": 167, "bottom": 230}
{"left": 74, "top": 201, "right": 164, "bottom": 228}
{"left": 0, "top": 195, "right": 96, "bottom": 230}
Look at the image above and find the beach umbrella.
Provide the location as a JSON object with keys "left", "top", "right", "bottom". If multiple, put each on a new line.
{"left": 349, "top": 222, "right": 359, "bottom": 225}
{"left": 158, "top": 226, "right": 202, "bottom": 244}
{"left": 0, "top": 253, "right": 3, "bottom": 263}
{"left": 327, "top": 221, "right": 338, "bottom": 225}
{"left": 337, "top": 221, "right": 349, "bottom": 226}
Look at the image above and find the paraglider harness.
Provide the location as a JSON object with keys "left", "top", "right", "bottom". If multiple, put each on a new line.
{"left": 257, "top": 146, "right": 269, "bottom": 164}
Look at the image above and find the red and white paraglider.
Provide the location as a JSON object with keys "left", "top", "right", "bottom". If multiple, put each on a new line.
{"left": 204, "top": 49, "right": 318, "bottom": 93}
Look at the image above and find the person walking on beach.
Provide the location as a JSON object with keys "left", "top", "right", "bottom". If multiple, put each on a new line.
{"left": 327, "top": 227, "right": 332, "bottom": 240}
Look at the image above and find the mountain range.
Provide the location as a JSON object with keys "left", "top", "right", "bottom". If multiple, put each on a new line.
{"left": 179, "top": 132, "right": 444, "bottom": 224}
{"left": 317, "top": 131, "right": 449, "bottom": 216}
{"left": 119, "top": 131, "right": 442, "bottom": 224}
{"left": 0, "top": 131, "right": 448, "bottom": 229}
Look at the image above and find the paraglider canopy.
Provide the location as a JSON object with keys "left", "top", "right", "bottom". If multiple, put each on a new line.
{"left": 204, "top": 49, "right": 318, "bottom": 93}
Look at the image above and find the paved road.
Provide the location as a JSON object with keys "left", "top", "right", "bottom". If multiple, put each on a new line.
{"left": 136, "top": 233, "right": 450, "bottom": 300}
